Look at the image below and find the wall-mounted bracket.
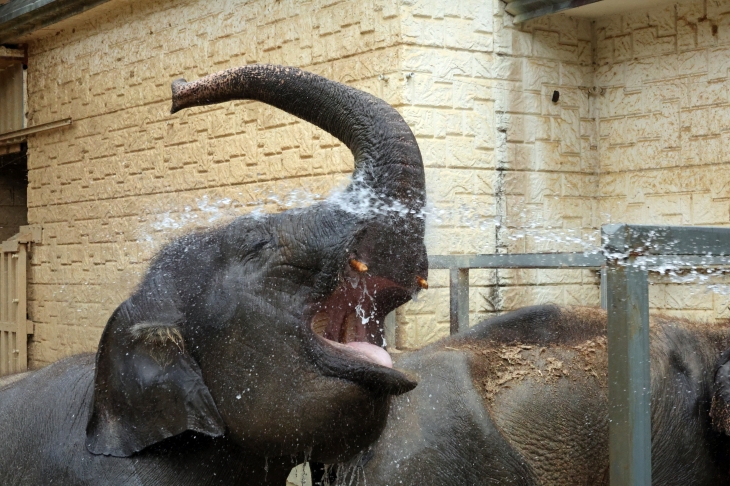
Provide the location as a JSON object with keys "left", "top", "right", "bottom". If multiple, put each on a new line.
{"left": 0, "top": 118, "right": 71, "bottom": 146}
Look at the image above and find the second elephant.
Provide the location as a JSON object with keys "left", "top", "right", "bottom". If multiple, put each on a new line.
{"left": 329, "top": 305, "right": 730, "bottom": 485}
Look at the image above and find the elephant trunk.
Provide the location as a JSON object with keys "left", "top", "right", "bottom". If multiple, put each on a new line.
{"left": 170, "top": 65, "right": 425, "bottom": 211}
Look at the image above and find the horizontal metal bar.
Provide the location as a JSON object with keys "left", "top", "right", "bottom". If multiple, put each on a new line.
{"left": 603, "top": 224, "right": 730, "bottom": 257}
{"left": 0, "top": 118, "right": 71, "bottom": 145}
{"left": 429, "top": 253, "right": 730, "bottom": 272}
{"left": 635, "top": 255, "right": 730, "bottom": 268}
{"left": 429, "top": 252, "right": 605, "bottom": 269}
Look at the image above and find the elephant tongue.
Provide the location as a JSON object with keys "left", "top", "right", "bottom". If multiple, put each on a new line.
{"left": 344, "top": 342, "right": 393, "bottom": 368}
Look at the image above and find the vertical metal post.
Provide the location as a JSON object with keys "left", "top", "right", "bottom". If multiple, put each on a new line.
{"left": 383, "top": 311, "right": 397, "bottom": 351}
{"left": 606, "top": 256, "right": 651, "bottom": 486}
{"left": 450, "top": 268, "right": 469, "bottom": 335}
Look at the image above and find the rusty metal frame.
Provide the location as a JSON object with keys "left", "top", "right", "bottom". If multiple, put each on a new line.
{"left": 427, "top": 223, "right": 730, "bottom": 486}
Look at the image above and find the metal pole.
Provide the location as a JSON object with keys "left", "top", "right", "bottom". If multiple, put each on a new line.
{"left": 383, "top": 311, "right": 396, "bottom": 351}
{"left": 606, "top": 256, "right": 651, "bottom": 486}
{"left": 449, "top": 268, "right": 469, "bottom": 335}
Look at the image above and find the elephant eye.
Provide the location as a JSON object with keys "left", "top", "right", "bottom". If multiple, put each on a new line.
{"left": 349, "top": 259, "right": 368, "bottom": 273}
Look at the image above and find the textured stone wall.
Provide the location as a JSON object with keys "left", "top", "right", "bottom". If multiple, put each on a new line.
{"left": 394, "top": 0, "right": 600, "bottom": 349}
{"left": 24, "top": 0, "right": 403, "bottom": 367}
{"left": 595, "top": 0, "right": 730, "bottom": 321}
{"left": 493, "top": 10, "right": 601, "bottom": 326}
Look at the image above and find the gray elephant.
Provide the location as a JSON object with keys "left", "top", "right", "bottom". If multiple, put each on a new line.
{"left": 0, "top": 65, "right": 428, "bottom": 485}
{"left": 328, "top": 305, "right": 730, "bottom": 485}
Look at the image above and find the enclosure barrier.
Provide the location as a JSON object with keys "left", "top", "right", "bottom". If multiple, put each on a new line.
{"left": 0, "top": 226, "right": 41, "bottom": 377}
{"left": 428, "top": 223, "right": 730, "bottom": 486}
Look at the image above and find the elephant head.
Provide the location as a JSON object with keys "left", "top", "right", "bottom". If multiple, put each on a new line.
{"left": 85, "top": 65, "right": 428, "bottom": 466}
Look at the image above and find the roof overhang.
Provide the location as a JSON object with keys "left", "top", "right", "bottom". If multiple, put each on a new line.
{"left": 0, "top": 0, "right": 111, "bottom": 44}
{"left": 506, "top": 0, "right": 678, "bottom": 23}
{"left": 505, "top": 0, "right": 604, "bottom": 23}
{"left": 563, "top": 0, "right": 678, "bottom": 18}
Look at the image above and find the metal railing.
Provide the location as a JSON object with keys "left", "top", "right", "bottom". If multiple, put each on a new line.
{"left": 429, "top": 252, "right": 606, "bottom": 334}
{"left": 428, "top": 223, "right": 730, "bottom": 486}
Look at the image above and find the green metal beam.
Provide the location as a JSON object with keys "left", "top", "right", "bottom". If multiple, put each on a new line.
{"left": 603, "top": 223, "right": 730, "bottom": 256}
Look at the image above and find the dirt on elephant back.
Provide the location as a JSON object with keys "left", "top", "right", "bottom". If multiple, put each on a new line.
{"left": 451, "top": 336, "right": 609, "bottom": 404}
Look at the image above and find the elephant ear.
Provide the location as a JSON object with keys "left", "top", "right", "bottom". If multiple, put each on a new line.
{"left": 86, "top": 316, "right": 225, "bottom": 457}
{"left": 710, "top": 349, "right": 730, "bottom": 434}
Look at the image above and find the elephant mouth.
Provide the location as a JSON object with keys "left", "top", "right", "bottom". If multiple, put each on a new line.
{"left": 307, "top": 273, "right": 417, "bottom": 395}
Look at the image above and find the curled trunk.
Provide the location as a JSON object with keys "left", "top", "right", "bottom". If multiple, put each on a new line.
{"left": 170, "top": 64, "right": 425, "bottom": 211}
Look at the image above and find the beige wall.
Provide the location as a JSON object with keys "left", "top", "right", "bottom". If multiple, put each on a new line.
{"left": 492, "top": 10, "right": 601, "bottom": 328}
{"left": 21, "top": 0, "right": 730, "bottom": 366}
{"left": 394, "top": 0, "right": 601, "bottom": 348}
{"left": 594, "top": 0, "right": 730, "bottom": 321}
{"left": 398, "top": 0, "right": 730, "bottom": 348}
{"left": 393, "top": 0, "right": 500, "bottom": 347}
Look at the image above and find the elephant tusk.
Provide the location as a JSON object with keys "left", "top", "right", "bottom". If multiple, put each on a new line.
{"left": 349, "top": 259, "right": 369, "bottom": 273}
{"left": 416, "top": 276, "right": 428, "bottom": 289}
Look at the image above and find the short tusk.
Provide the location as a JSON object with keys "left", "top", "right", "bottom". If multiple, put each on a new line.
{"left": 416, "top": 276, "right": 428, "bottom": 289}
{"left": 349, "top": 259, "right": 369, "bottom": 273}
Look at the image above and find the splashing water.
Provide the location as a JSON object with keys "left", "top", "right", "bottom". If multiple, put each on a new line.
{"left": 328, "top": 452, "right": 368, "bottom": 486}
{"left": 132, "top": 171, "right": 730, "bottom": 326}
{"left": 353, "top": 278, "right": 389, "bottom": 346}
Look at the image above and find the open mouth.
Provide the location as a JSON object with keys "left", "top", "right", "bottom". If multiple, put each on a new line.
{"left": 303, "top": 258, "right": 423, "bottom": 396}
{"left": 310, "top": 273, "right": 409, "bottom": 370}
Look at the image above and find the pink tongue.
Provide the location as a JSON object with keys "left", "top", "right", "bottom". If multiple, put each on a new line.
{"left": 345, "top": 342, "right": 393, "bottom": 368}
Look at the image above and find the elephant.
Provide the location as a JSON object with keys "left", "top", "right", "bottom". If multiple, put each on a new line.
{"left": 0, "top": 64, "right": 428, "bottom": 485}
{"left": 323, "top": 305, "right": 730, "bottom": 485}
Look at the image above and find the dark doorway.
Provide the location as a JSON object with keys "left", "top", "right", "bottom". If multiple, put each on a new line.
{"left": 0, "top": 143, "right": 27, "bottom": 242}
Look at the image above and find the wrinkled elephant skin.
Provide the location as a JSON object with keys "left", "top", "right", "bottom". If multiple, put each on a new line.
{"left": 0, "top": 65, "right": 428, "bottom": 485}
{"left": 341, "top": 305, "right": 730, "bottom": 486}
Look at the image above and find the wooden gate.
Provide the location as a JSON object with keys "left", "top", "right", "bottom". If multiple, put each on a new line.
{"left": 0, "top": 226, "right": 40, "bottom": 376}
